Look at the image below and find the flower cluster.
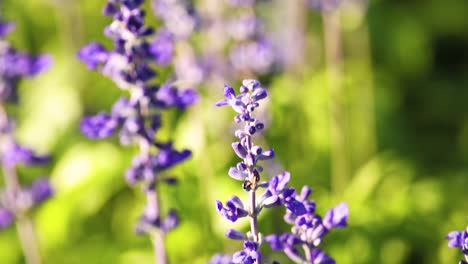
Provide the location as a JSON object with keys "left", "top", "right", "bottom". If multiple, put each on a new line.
{"left": 212, "top": 79, "right": 278, "bottom": 263}
{"left": 446, "top": 226, "right": 468, "bottom": 264}
{"left": 224, "top": 1, "right": 276, "bottom": 76}
{"left": 0, "top": 19, "right": 53, "bottom": 231}
{"left": 212, "top": 80, "right": 348, "bottom": 264}
{"left": 264, "top": 195, "right": 348, "bottom": 264}
{"left": 152, "top": 0, "right": 205, "bottom": 85}
{"left": 152, "top": 0, "right": 198, "bottom": 40}
{"left": 78, "top": 0, "right": 197, "bottom": 261}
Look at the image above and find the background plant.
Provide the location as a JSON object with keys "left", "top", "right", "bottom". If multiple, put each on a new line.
{"left": 0, "top": 16, "right": 53, "bottom": 264}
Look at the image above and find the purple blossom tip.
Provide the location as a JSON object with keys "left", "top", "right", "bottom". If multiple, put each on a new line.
{"left": 264, "top": 234, "right": 284, "bottom": 250}
{"left": 232, "top": 142, "right": 248, "bottom": 159}
{"left": 259, "top": 149, "right": 274, "bottom": 160}
{"left": 31, "top": 178, "right": 53, "bottom": 203}
{"left": 155, "top": 84, "right": 198, "bottom": 109}
{"left": 80, "top": 112, "right": 117, "bottom": 139}
{"left": 242, "top": 79, "right": 260, "bottom": 91}
{"left": 2, "top": 143, "right": 50, "bottom": 167}
{"left": 0, "top": 208, "right": 14, "bottom": 230}
{"left": 323, "top": 202, "right": 348, "bottom": 229}
{"left": 252, "top": 88, "right": 267, "bottom": 101}
{"left": 446, "top": 230, "right": 467, "bottom": 248}
{"left": 299, "top": 185, "right": 312, "bottom": 201}
{"left": 215, "top": 99, "right": 228, "bottom": 107}
{"left": 156, "top": 146, "right": 191, "bottom": 170}
{"left": 216, "top": 196, "right": 248, "bottom": 222}
{"left": 269, "top": 171, "right": 290, "bottom": 193}
{"left": 103, "top": 2, "right": 118, "bottom": 16}
{"left": 285, "top": 198, "right": 307, "bottom": 216}
{"left": 29, "top": 54, "right": 53, "bottom": 76}
{"left": 0, "top": 21, "right": 14, "bottom": 37}
{"left": 77, "top": 42, "right": 109, "bottom": 69}
{"left": 228, "top": 166, "right": 248, "bottom": 181}
{"left": 223, "top": 85, "right": 236, "bottom": 99}
{"left": 232, "top": 240, "right": 262, "bottom": 264}
{"left": 226, "top": 229, "right": 246, "bottom": 240}
{"left": 179, "top": 88, "right": 199, "bottom": 107}
{"left": 161, "top": 209, "right": 179, "bottom": 232}
{"left": 150, "top": 29, "right": 174, "bottom": 65}
{"left": 309, "top": 249, "right": 335, "bottom": 264}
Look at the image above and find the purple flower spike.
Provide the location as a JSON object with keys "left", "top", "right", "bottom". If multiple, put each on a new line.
{"left": 0, "top": 14, "right": 54, "bottom": 241}
{"left": 0, "top": 208, "right": 14, "bottom": 230}
{"left": 215, "top": 80, "right": 348, "bottom": 262}
{"left": 323, "top": 202, "right": 348, "bottom": 229}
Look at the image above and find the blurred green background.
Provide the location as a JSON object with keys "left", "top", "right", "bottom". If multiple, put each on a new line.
{"left": 1, "top": 0, "right": 468, "bottom": 263}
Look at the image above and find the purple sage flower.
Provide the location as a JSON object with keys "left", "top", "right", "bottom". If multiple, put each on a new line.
{"left": 78, "top": 1, "right": 198, "bottom": 262}
{"left": 446, "top": 227, "right": 468, "bottom": 264}
{"left": 213, "top": 80, "right": 300, "bottom": 263}
{"left": 213, "top": 80, "right": 348, "bottom": 263}
{"left": 0, "top": 207, "right": 13, "bottom": 230}
{"left": 0, "top": 13, "right": 53, "bottom": 264}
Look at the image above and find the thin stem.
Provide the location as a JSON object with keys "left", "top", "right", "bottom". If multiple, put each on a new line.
{"left": 0, "top": 105, "right": 42, "bottom": 264}
{"left": 138, "top": 137, "right": 167, "bottom": 264}
{"left": 152, "top": 229, "right": 167, "bottom": 264}
{"left": 147, "top": 190, "right": 167, "bottom": 264}
{"left": 249, "top": 189, "right": 258, "bottom": 242}
{"left": 16, "top": 217, "right": 42, "bottom": 264}
{"left": 322, "top": 10, "right": 350, "bottom": 194}
{"left": 303, "top": 244, "right": 312, "bottom": 263}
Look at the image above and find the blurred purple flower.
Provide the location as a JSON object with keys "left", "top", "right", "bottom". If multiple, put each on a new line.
{"left": 80, "top": 112, "right": 118, "bottom": 139}
{"left": 77, "top": 43, "right": 109, "bottom": 69}
{"left": 78, "top": 5, "right": 197, "bottom": 260}
{"left": 150, "top": 29, "right": 174, "bottom": 65}
{"left": 0, "top": 208, "right": 13, "bottom": 230}
{"left": 1, "top": 142, "right": 50, "bottom": 167}
{"left": 0, "top": 21, "right": 14, "bottom": 37}
{"left": 30, "top": 178, "right": 53, "bottom": 204}
{"left": 446, "top": 227, "right": 468, "bottom": 264}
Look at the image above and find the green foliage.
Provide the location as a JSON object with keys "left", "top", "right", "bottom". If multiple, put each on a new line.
{"left": 1, "top": 0, "right": 468, "bottom": 263}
